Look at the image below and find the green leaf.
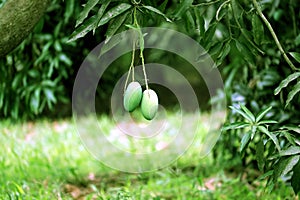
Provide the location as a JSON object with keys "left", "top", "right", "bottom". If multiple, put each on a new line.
{"left": 94, "top": 2, "right": 110, "bottom": 33}
{"left": 280, "top": 125, "right": 300, "bottom": 134}
{"left": 76, "top": 0, "right": 100, "bottom": 27}
{"left": 240, "top": 131, "right": 251, "bottom": 152}
{"left": 142, "top": 5, "right": 171, "bottom": 22}
{"left": 257, "top": 120, "right": 277, "bottom": 125}
{"left": 252, "top": 14, "right": 264, "bottom": 45}
{"left": 173, "top": 0, "right": 193, "bottom": 19}
{"left": 273, "top": 155, "right": 300, "bottom": 181}
{"left": 256, "top": 139, "right": 265, "bottom": 171}
{"left": 193, "top": 7, "right": 205, "bottom": 36}
{"left": 235, "top": 40, "right": 255, "bottom": 64}
{"left": 289, "top": 52, "right": 300, "bottom": 63}
{"left": 30, "top": 88, "right": 41, "bottom": 114}
{"left": 44, "top": 88, "right": 57, "bottom": 103}
{"left": 68, "top": 16, "right": 98, "bottom": 42}
{"left": 185, "top": 10, "right": 195, "bottom": 32}
{"left": 158, "top": 0, "right": 168, "bottom": 12}
{"left": 204, "top": 23, "right": 217, "bottom": 46}
{"left": 258, "top": 170, "right": 273, "bottom": 180}
{"left": 256, "top": 106, "right": 272, "bottom": 122}
{"left": 291, "top": 160, "right": 300, "bottom": 195}
{"left": 286, "top": 81, "right": 300, "bottom": 107}
{"left": 240, "top": 104, "right": 255, "bottom": 122}
{"left": 98, "top": 3, "right": 132, "bottom": 27}
{"left": 274, "top": 72, "right": 300, "bottom": 95}
{"left": 280, "top": 146, "right": 300, "bottom": 156}
{"left": 229, "top": 105, "right": 253, "bottom": 122}
{"left": 105, "top": 11, "right": 129, "bottom": 43}
{"left": 222, "top": 121, "right": 249, "bottom": 131}
{"left": 258, "top": 126, "right": 281, "bottom": 151}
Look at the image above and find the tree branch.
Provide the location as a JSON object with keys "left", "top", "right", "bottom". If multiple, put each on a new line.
{"left": 0, "top": 0, "right": 50, "bottom": 58}
{"left": 252, "top": 0, "right": 299, "bottom": 71}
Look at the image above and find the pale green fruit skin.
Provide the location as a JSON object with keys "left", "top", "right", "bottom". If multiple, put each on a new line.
{"left": 141, "top": 89, "right": 158, "bottom": 120}
{"left": 123, "top": 82, "right": 142, "bottom": 112}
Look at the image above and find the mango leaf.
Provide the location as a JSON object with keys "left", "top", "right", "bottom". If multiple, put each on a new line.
{"left": 240, "top": 104, "right": 255, "bottom": 122}
{"left": 258, "top": 170, "right": 273, "bottom": 180}
{"left": 158, "top": 0, "right": 168, "bottom": 12}
{"left": 193, "top": 7, "right": 205, "bottom": 36}
{"left": 291, "top": 160, "right": 300, "bottom": 195}
{"left": 258, "top": 126, "right": 281, "bottom": 151}
{"left": 235, "top": 40, "right": 255, "bottom": 65}
{"left": 97, "top": 3, "right": 132, "bottom": 27}
{"left": 280, "top": 125, "right": 300, "bottom": 134}
{"left": 257, "top": 120, "right": 277, "bottom": 125}
{"left": 274, "top": 72, "right": 300, "bottom": 95}
{"left": 173, "top": 0, "right": 193, "bottom": 19}
{"left": 273, "top": 155, "right": 300, "bottom": 181}
{"left": 229, "top": 105, "right": 253, "bottom": 122}
{"left": 289, "top": 52, "right": 300, "bottom": 63}
{"left": 240, "top": 131, "right": 251, "bottom": 152}
{"left": 280, "top": 146, "right": 300, "bottom": 156}
{"left": 76, "top": 0, "right": 100, "bottom": 27}
{"left": 104, "top": 11, "right": 129, "bottom": 43}
{"left": 143, "top": 5, "right": 171, "bottom": 22}
{"left": 256, "top": 139, "right": 265, "bottom": 171}
{"left": 30, "top": 88, "right": 41, "bottom": 114}
{"left": 222, "top": 121, "right": 249, "bottom": 131}
{"left": 256, "top": 106, "right": 272, "bottom": 122}
{"left": 286, "top": 81, "right": 300, "bottom": 107}
{"left": 252, "top": 14, "right": 264, "bottom": 45}
{"left": 68, "top": 16, "right": 97, "bottom": 42}
{"left": 185, "top": 10, "right": 195, "bottom": 32}
{"left": 94, "top": 2, "right": 110, "bottom": 33}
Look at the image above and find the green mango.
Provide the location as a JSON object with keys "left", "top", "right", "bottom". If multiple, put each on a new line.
{"left": 141, "top": 89, "right": 158, "bottom": 120}
{"left": 123, "top": 82, "right": 142, "bottom": 112}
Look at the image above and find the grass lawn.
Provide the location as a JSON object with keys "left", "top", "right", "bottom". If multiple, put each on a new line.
{"left": 0, "top": 113, "right": 296, "bottom": 199}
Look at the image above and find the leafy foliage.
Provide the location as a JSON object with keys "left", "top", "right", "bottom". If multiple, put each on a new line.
{"left": 0, "top": 0, "right": 299, "bottom": 194}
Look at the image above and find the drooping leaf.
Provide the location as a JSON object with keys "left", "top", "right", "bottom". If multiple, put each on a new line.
{"left": 76, "top": 0, "right": 101, "bottom": 27}
{"left": 280, "top": 146, "right": 300, "bottom": 156}
{"left": 256, "top": 139, "right": 265, "bottom": 171}
{"left": 193, "top": 7, "right": 205, "bottom": 36}
{"left": 173, "top": 0, "right": 193, "bottom": 19}
{"left": 274, "top": 72, "right": 300, "bottom": 95}
{"left": 252, "top": 14, "right": 264, "bottom": 45}
{"left": 273, "top": 155, "right": 300, "bottom": 181}
{"left": 286, "top": 81, "right": 300, "bottom": 107}
{"left": 94, "top": 2, "right": 110, "bottom": 33}
{"left": 222, "top": 121, "right": 249, "bottom": 131}
{"left": 289, "top": 52, "right": 300, "bottom": 63}
{"left": 256, "top": 106, "right": 272, "bottom": 122}
{"left": 158, "top": 0, "right": 168, "bottom": 12}
{"left": 185, "top": 10, "right": 195, "bottom": 32}
{"left": 235, "top": 40, "right": 255, "bottom": 64}
{"left": 142, "top": 5, "right": 172, "bottom": 22}
{"left": 30, "top": 88, "right": 41, "bottom": 114}
{"left": 97, "top": 3, "right": 132, "bottom": 27}
{"left": 258, "top": 126, "right": 281, "bottom": 151}
{"left": 291, "top": 160, "right": 300, "bottom": 195}
{"left": 105, "top": 11, "right": 129, "bottom": 43}
{"left": 240, "top": 131, "right": 251, "bottom": 152}
{"left": 68, "top": 16, "right": 98, "bottom": 42}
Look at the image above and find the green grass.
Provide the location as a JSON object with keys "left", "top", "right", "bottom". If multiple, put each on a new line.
{"left": 0, "top": 113, "right": 295, "bottom": 199}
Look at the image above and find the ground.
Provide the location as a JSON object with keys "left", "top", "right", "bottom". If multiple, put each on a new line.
{"left": 0, "top": 113, "right": 296, "bottom": 199}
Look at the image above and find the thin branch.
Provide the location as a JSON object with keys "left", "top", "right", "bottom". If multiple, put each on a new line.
{"left": 252, "top": 0, "right": 299, "bottom": 71}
